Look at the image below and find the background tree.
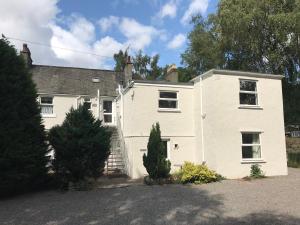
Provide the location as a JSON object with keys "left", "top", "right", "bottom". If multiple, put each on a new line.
{"left": 48, "top": 105, "right": 111, "bottom": 187}
{"left": 143, "top": 123, "right": 171, "bottom": 179}
{"left": 182, "top": 0, "right": 300, "bottom": 123}
{"left": 132, "top": 50, "right": 151, "bottom": 79}
{"left": 0, "top": 38, "right": 49, "bottom": 196}
{"left": 113, "top": 49, "right": 128, "bottom": 72}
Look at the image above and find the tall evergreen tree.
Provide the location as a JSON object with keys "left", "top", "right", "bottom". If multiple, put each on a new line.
{"left": 143, "top": 123, "right": 171, "bottom": 179}
{"left": 0, "top": 38, "right": 49, "bottom": 196}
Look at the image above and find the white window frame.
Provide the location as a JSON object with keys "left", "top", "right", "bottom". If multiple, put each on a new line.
{"left": 239, "top": 79, "right": 259, "bottom": 107}
{"left": 158, "top": 91, "right": 179, "bottom": 112}
{"left": 101, "top": 97, "right": 115, "bottom": 125}
{"left": 39, "top": 96, "right": 55, "bottom": 117}
{"left": 241, "top": 132, "right": 264, "bottom": 163}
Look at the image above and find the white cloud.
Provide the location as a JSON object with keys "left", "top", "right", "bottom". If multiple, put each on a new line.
{"left": 119, "top": 17, "right": 163, "bottom": 50}
{"left": 181, "top": 0, "right": 209, "bottom": 25}
{"left": 0, "top": 0, "right": 164, "bottom": 69}
{"left": 159, "top": 1, "right": 177, "bottom": 19}
{"left": 98, "top": 16, "right": 119, "bottom": 32}
{"left": 50, "top": 15, "right": 124, "bottom": 68}
{"left": 167, "top": 33, "right": 186, "bottom": 49}
{"left": 0, "top": 0, "right": 62, "bottom": 65}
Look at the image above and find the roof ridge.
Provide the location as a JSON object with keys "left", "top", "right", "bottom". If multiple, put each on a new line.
{"left": 32, "top": 64, "right": 119, "bottom": 73}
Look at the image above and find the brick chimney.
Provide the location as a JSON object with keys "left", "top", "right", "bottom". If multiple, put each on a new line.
{"left": 165, "top": 64, "right": 178, "bottom": 82}
{"left": 124, "top": 56, "right": 133, "bottom": 86}
{"left": 20, "top": 43, "right": 32, "bottom": 68}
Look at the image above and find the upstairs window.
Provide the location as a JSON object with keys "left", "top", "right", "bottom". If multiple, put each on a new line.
{"left": 239, "top": 80, "right": 258, "bottom": 105}
{"left": 241, "top": 133, "right": 261, "bottom": 159}
{"left": 159, "top": 91, "right": 178, "bottom": 109}
{"left": 83, "top": 97, "right": 92, "bottom": 110}
{"left": 40, "top": 96, "right": 53, "bottom": 115}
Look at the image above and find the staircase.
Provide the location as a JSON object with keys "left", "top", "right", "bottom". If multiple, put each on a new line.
{"left": 105, "top": 127, "right": 126, "bottom": 176}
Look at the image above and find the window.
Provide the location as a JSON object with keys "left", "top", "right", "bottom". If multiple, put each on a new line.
{"left": 241, "top": 133, "right": 261, "bottom": 159}
{"left": 83, "top": 97, "right": 91, "bottom": 110}
{"left": 103, "top": 100, "right": 113, "bottom": 123}
{"left": 159, "top": 91, "right": 178, "bottom": 109}
{"left": 40, "top": 96, "right": 53, "bottom": 115}
{"left": 239, "top": 80, "right": 258, "bottom": 105}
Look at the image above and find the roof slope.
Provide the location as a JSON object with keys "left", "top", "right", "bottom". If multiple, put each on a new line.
{"left": 31, "top": 65, "right": 123, "bottom": 96}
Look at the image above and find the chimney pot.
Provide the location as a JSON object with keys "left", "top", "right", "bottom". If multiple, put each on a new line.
{"left": 20, "top": 43, "right": 32, "bottom": 68}
{"left": 123, "top": 55, "right": 133, "bottom": 87}
{"left": 165, "top": 64, "right": 178, "bottom": 82}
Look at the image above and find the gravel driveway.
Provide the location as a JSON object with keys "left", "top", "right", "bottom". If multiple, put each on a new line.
{"left": 0, "top": 168, "right": 300, "bottom": 225}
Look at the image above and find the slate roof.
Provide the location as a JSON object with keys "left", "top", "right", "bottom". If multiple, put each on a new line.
{"left": 30, "top": 65, "right": 123, "bottom": 97}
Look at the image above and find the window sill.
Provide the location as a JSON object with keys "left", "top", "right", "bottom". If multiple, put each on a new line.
{"left": 158, "top": 108, "right": 181, "bottom": 113}
{"left": 41, "top": 114, "right": 56, "bottom": 118}
{"left": 241, "top": 159, "right": 266, "bottom": 164}
{"left": 238, "top": 105, "right": 263, "bottom": 110}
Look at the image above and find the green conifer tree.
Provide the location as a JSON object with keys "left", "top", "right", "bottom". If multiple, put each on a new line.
{"left": 143, "top": 123, "right": 171, "bottom": 179}
{"left": 48, "top": 105, "right": 111, "bottom": 185}
{"left": 0, "top": 38, "right": 49, "bottom": 196}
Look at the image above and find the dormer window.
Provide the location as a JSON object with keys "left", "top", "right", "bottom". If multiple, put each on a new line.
{"left": 239, "top": 80, "right": 258, "bottom": 105}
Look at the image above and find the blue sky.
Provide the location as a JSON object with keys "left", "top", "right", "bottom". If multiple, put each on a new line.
{"left": 1, "top": 0, "right": 218, "bottom": 69}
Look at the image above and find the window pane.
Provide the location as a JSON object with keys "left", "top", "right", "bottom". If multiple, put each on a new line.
{"left": 160, "top": 92, "right": 177, "bottom": 99}
{"left": 41, "top": 105, "right": 53, "bottom": 114}
{"left": 240, "top": 80, "right": 256, "bottom": 91}
{"left": 104, "top": 115, "right": 112, "bottom": 123}
{"left": 242, "top": 146, "right": 261, "bottom": 158}
{"left": 242, "top": 133, "right": 260, "bottom": 144}
{"left": 159, "top": 100, "right": 177, "bottom": 108}
{"left": 41, "top": 97, "right": 53, "bottom": 104}
{"left": 240, "top": 93, "right": 257, "bottom": 105}
{"left": 242, "top": 146, "right": 253, "bottom": 158}
{"left": 103, "top": 101, "right": 112, "bottom": 113}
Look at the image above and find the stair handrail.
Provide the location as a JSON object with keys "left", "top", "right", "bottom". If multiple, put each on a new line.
{"left": 115, "top": 108, "right": 130, "bottom": 176}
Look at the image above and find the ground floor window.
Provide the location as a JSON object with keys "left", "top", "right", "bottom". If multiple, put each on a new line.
{"left": 241, "top": 132, "right": 261, "bottom": 159}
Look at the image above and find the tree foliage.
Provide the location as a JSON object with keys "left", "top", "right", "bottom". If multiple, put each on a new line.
{"left": 143, "top": 123, "right": 171, "bottom": 179}
{"left": 113, "top": 49, "right": 164, "bottom": 80}
{"left": 0, "top": 38, "right": 49, "bottom": 196}
{"left": 48, "top": 105, "right": 111, "bottom": 185}
{"left": 113, "top": 49, "right": 128, "bottom": 72}
{"left": 182, "top": 0, "right": 300, "bottom": 123}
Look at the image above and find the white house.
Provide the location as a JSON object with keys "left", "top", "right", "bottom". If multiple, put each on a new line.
{"left": 21, "top": 44, "right": 288, "bottom": 179}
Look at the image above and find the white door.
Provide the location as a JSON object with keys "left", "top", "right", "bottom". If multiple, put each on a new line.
{"left": 103, "top": 100, "right": 113, "bottom": 125}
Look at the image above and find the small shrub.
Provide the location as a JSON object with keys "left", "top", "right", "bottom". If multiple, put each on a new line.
{"left": 143, "top": 123, "right": 171, "bottom": 180}
{"left": 173, "top": 162, "right": 224, "bottom": 184}
{"left": 250, "top": 164, "right": 265, "bottom": 178}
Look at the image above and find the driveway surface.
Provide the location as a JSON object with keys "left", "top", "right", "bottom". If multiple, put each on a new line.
{"left": 0, "top": 168, "right": 299, "bottom": 225}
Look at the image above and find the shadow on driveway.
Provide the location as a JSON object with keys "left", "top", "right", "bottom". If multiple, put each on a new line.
{"left": 0, "top": 182, "right": 300, "bottom": 225}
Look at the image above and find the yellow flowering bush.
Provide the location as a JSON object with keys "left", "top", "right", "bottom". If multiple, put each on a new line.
{"left": 174, "top": 162, "right": 224, "bottom": 184}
